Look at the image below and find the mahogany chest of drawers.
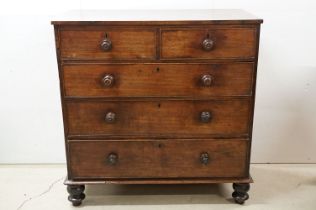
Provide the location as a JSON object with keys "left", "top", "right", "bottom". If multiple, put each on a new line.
{"left": 52, "top": 10, "right": 262, "bottom": 206}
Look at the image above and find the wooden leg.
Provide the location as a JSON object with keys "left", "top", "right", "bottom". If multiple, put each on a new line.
{"left": 232, "top": 183, "right": 250, "bottom": 204}
{"left": 67, "top": 185, "right": 86, "bottom": 206}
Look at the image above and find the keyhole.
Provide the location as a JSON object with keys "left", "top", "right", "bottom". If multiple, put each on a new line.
{"left": 156, "top": 67, "right": 160, "bottom": 72}
{"left": 206, "top": 33, "right": 210, "bottom": 38}
{"left": 157, "top": 103, "right": 161, "bottom": 108}
{"left": 105, "top": 33, "right": 108, "bottom": 38}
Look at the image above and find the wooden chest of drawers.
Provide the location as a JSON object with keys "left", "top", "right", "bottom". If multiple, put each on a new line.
{"left": 52, "top": 10, "right": 262, "bottom": 206}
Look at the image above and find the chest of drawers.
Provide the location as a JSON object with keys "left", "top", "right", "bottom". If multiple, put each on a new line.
{"left": 52, "top": 10, "right": 262, "bottom": 206}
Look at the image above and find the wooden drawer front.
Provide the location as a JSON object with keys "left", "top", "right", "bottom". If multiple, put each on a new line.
{"left": 63, "top": 63, "right": 254, "bottom": 97}
{"left": 59, "top": 29, "right": 156, "bottom": 60}
{"left": 66, "top": 99, "right": 251, "bottom": 137}
{"left": 161, "top": 27, "right": 256, "bottom": 60}
{"left": 69, "top": 139, "right": 248, "bottom": 179}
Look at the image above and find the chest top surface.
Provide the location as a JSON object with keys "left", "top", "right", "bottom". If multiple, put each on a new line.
{"left": 51, "top": 9, "right": 263, "bottom": 25}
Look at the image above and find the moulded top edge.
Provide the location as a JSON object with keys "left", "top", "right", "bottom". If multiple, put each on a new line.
{"left": 51, "top": 9, "right": 263, "bottom": 25}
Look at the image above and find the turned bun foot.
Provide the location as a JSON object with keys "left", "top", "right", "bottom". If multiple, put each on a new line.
{"left": 232, "top": 183, "right": 250, "bottom": 204}
{"left": 67, "top": 185, "right": 86, "bottom": 206}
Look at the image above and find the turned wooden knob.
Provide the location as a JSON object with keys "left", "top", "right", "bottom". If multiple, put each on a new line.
{"left": 105, "top": 112, "right": 116, "bottom": 123}
{"left": 200, "top": 111, "right": 212, "bottom": 123}
{"left": 107, "top": 153, "right": 118, "bottom": 165}
{"left": 201, "top": 74, "right": 213, "bottom": 86}
{"left": 100, "top": 36, "right": 112, "bottom": 51}
{"left": 102, "top": 74, "right": 114, "bottom": 87}
{"left": 202, "top": 36, "right": 215, "bottom": 51}
{"left": 200, "top": 152, "right": 209, "bottom": 165}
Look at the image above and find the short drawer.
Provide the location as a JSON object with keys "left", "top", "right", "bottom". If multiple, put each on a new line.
{"left": 69, "top": 139, "right": 248, "bottom": 179}
{"left": 66, "top": 99, "right": 251, "bottom": 137}
{"left": 59, "top": 28, "right": 156, "bottom": 60}
{"left": 161, "top": 27, "right": 256, "bottom": 60}
{"left": 63, "top": 63, "right": 254, "bottom": 97}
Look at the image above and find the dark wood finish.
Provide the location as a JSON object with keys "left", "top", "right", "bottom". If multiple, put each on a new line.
{"left": 200, "top": 152, "right": 210, "bottom": 165}
{"left": 161, "top": 27, "right": 256, "bottom": 60}
{"left": 53, "top": 20, "right": 263, "bottom": 26}
{"left": 202, "top": 36, "right": 215, "bottom": 51}
{"left": 51, "top": 10, "right": 263, "bottom": 26}
{"left": 67, "top": 185, "right": 85, "bottom": 206}
{"left": 63, "top": 63, "right": 254, "bottom": 97}
{"left": 69, "top": 139, "right": 248, "bottom": 179}
{"left": 232, "top": 183, "right": 250, "bottom": 204}
{"left": 100, "top": 35, "right": 112, "bottom": 51}
{"left": 107, "top": 153, "right": 118, "bottom": 165}
{"left": 64, "top": 176, "right": 253, "bottom": 185}
{"left": 201, "top": 74, "right": 213, "bottom": 86}
{"left": 104, "top": 111, "right": 116, "bottom": 123}
{"left": 66, "top": 99, "right": 251, "bottom": 136}
{"left": 101, "top": 74, "right": 114, "bottom": 87}
{"left": 200, "top": 111, "right": 212, "bottom": 123}
{"left": 60, "top": 29, "right": 157, "bottom": 60}
{"left": 52, "top": 10, "right": 262, "bottom": 205}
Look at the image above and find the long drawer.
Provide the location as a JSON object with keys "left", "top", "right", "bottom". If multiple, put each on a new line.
{"left": 69, "top": 139, "right": 248, "bottom": 179}
{"left": 63, "top": 63, "right": 254, "bottom": 97}
{"left": 66, "top": 99, "right": 251, "bottom": 137}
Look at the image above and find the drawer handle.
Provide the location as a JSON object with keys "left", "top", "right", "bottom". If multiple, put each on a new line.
{"left": 200, "top": 152, "right": 209, "bottom": 165}
{"left": 200, "top": 111, "right": 212, "bottom": 123}
{"left": 107, "top": 153, "right": 118, "bottom": 165}
{"left": 100, "top": 34, "right": 112, "bottom": 51}
{"left": 102, "top": 74, "right": 114, "bottom": 87}
{"left": 105, "top": 112, "right": 116, "bottom": 123}
{"left": 202, "top": 35, "right": 215, "bottom": 51}
{"left": 201, "top": 74, "right": 213, "bottom": 86}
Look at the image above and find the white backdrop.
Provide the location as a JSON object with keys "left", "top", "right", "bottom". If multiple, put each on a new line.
{"left": 0, "top": 0, "right": 316, "bottom": 163}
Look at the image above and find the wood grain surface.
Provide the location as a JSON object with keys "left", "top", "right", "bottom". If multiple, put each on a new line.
{"left": 66, "top": 99, "right": 251, "bottom": 136}
{"left": 69, "top": 139, "right": 248, "bottom": 179}
{"left": 52, "top": 12, "right": 262, "bottom": 188}
{"left": 63, "top": 63, "right": 254, "bottom": 97}
{"left": 161, "top": 27, "right": 256, "bottom": 59}
{"left": 60, "top": 29, "right": 156, "bottom": 60}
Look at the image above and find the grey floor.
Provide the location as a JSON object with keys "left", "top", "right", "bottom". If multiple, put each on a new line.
{"left": 0, "top": 164, "right": 315, "bottom": 210}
